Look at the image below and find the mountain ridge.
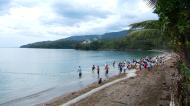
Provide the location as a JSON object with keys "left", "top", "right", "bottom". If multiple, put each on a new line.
{"left": 20, "top": 30, "right": 128, "bottom": 49}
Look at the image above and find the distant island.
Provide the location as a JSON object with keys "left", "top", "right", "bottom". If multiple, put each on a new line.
{"left": 20, "top": 29, "right": 166, "bottom": 50}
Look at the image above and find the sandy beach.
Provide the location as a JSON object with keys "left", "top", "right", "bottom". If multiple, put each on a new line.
{"left": 38, "top": 52, "right": 180, "bottom": 106}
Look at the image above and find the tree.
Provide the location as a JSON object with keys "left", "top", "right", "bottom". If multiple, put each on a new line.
{"left": 145, "top": 0, "right": 190, "bottom": 66}
{"left": 128, "top": 20, "right": 167, "bottom": 49}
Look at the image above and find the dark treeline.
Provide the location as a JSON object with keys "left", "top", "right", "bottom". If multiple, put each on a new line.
{"left": 21, "top": 40, "right": 79, "bottom": 49}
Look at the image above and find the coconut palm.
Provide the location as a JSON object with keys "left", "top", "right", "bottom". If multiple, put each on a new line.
{"left": 141, "top": 0, "right": 190, "bottom": 65}
{"left": 128, "top": 20, "right": 162, "bottom": 43}
{"left": 126, "top": 20, "right": 167, "bottom": 50}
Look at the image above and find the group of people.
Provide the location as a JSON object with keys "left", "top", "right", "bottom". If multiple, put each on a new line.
{"left": 77, "top": 55, "right": 166, "bottom": 83}
{"left": 116, "top": 55, "right": 166, "bottom": 73}
{"left": 78, "top": 64, "right": 110, "bottom": 79}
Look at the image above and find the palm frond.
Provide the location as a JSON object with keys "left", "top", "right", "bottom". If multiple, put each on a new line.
{"left": 129, "top": 20, "right": 160, "bottom": 30}
{"left": 144, "top": 0, "right": 157, "bottom": 8}
{"left": 128, "top": 29, "right": 161, "bottom": 37}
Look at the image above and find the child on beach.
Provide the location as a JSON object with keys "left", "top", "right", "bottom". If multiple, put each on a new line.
{"left": 98, "top": 78, "right": 102, "bottom": 84}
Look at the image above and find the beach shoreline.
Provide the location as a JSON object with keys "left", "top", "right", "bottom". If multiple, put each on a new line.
{"left": 37, "top": 73, "right": 131, "bottom": 106}
{"left": 37, "top": 52, "right": 174, "bottom": 106}
{"left": 72, "top": 52, "right": 180, "bottom": 106}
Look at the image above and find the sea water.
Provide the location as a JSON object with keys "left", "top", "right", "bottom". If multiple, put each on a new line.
{"left": 0, "top": 48, "right": 161, "bottom": 106}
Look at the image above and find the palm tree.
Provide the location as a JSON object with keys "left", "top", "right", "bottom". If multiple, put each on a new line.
{"left": 128, "top": 20, "right": 161, "bottom": 42}
{"left": 127, "top": 20, "right": 166, "bottom": 50}
{"left": 142, "top": 0, "right": 190, "bottom": 66}
{"left": 144, "top": 0, "right": 157, "bottom": 7}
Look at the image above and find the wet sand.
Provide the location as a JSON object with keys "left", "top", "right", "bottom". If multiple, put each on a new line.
{"left": 37, "top": 74, "right": 128, "bottom": 106}
{"left": 39, "top": 53, "right": 180, "bottom": 106}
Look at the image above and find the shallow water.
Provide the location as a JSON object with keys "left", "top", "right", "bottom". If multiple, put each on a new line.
{"left": 0, "top": 48, "right": 160, "bottom": 106}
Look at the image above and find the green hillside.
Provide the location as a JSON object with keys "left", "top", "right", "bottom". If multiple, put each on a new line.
{"left": 20, "top": 30, "right": 128, "bottom": 49}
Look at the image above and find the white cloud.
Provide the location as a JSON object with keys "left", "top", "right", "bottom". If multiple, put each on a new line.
{"left": 0, "top": 0, "right": 158, "bottom": 47}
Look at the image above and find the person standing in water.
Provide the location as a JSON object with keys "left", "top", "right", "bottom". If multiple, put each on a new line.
{"left": 105, "top": 64, "right": 109, "bottom": 75}
{"left": 92, "top": 65, "right": 95, "bottom": 72}
{"left": 97, "top": 65, "right": 100, "bottom": 76}
{"left": 123, "top": 64, "right": 127, "bottom": 73}
{"left": 78, "top": 66, "right": 82, "bottom": 78}
{"left": 113, "top": 61, "right": 116, "bottom": 68}
{"left": 119, "top": 62, "right": 123, "bottom": 73}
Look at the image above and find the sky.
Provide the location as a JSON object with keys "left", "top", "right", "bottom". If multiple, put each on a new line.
{"left": 0, "top": 0, "right": 158, "bottom": 47}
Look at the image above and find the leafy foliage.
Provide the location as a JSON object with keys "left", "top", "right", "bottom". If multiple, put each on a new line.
{"left": 178, "top": 61, "right": 190, "bottom": 81}
{"left": 144, "top": 0, "right": 190, "bottom": 65}
{"left": 124, "top": 29, "right": 164, "bottom": 49}
{"left": 129, "top": 20, "right": 160, "bottom": 30}
{"left": 144, "top": 0, "right": 157, "bottom": 7}
{"left": 177, "top": 61, "right": 190, "bottom": 105}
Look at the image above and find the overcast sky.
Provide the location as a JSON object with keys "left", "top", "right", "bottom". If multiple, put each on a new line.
{"left": 0, "top": 0, "right": 158, "bottom": 47}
